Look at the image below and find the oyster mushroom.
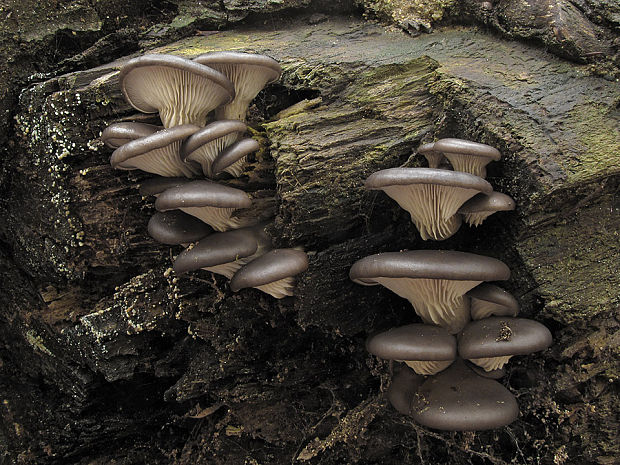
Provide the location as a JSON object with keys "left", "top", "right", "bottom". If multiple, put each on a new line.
{"left": 366, "top": 324, "right": 456, "bottom": 375}
{"left": 211, "top": 138, "right": 260, "bottom": 177}
{"left": 386, "top": 366, "right": 425, "bottom": 415}
{"left": 458, "top": 317, "right": 552, "bottom": 372}
{"left": 230, "top": 248, "right": 308, "bottom": 298}
{"left": 147, "top": 211, "right": 211, "bottom": 246}
{"left": 365, "top": 168, "right": 492, "bottom": 241}
{"left": 417, "top": 142, "right": 443, "bottom": 168}
{"left": 193, "top": 51, "right": 282, "bottom": 121}
{"left": 155, "top": 180, "right": 252, "bottom": 231}
{"left": 119, "top": 54, "right": 235, "bottom": 127}
{"left": 349, "top": 250, "right": 511, "bottom": 334}
{"left": 432, "top": 138, "right": 501, "bottom": 178}
{"left": 466, "top": 283, "right": 519, "bottom": 320}
{"left": 139, "top": 176, "right": 190, "bottom": 198}
{"left": 458, "top": 191, "right": 516, "bottom": 227}
{"left": 101, "top": 122, "right": 160, "bottom": 148}
{"left": 180, "top": 120, "right": 248, "bottom": 177}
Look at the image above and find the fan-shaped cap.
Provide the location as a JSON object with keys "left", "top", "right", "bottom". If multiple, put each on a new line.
{"left": 459, "top": 192, "right": 515, "bottom": 214}
{"left": 119, "top": 54, "right": 235, "bottom": 127}
{"left": 365, "top": 168, "right": 492, "bottom": 192}
{"left": 230, "top": 248, "right": 308, "bottom": 291}
{"left": 411, "top": 360, "right": 519, "bottom": 430}
{"left": 433, "top": 139, "right": 501, "bottom": 160}
{"left": 366, "top": 324, "right": 456, "bottom": 362}
{"left": 139, "top": 177, "right": 190, "bottom": 197}
{"left": 417, "top": 142, "right": 444, "bottom": 168}
{"left": 212, "top": 138, "right": 259, "bottom": 176}
{"left": 467, "top": 283, "right": 519, "bottom": 319}
{"left": 386, "top": 366, "right": 425, "bottom": 415}
{"left": 155, "top": 180, "right": 251, "bottom": 211}
{"left": 181, "top": 120, "right": 247, "bottom": 158}
{"left": 102, "top": 122, "right": 160, "bottom": 148}
{"left": 193, "top": 51, "right": 281, "bottom": 83}
{"left": 458, "top": 317, "right": 552, "bottom": 359}
{"left": 147, "top": 211, "right": 211, "bottom": 245}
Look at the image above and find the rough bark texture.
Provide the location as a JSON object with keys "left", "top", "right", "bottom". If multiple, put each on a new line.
{"left": 1, "top": 2, "right": 619, "bottom": 465}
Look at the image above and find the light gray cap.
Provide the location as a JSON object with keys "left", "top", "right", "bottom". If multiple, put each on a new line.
{"left": 433, "top": 138, "right": 501, "bottom": 161}
{"left": 193, "top": 51, "right": 282, "bottom": 83}
{"left": 459, "top": 192, "right": 516, "bottom": 214}
{"left": 155, "top": 180, "right": 252, "bottom": 211}
{"left": 230, "top": 248, "right": 308, "bottom": 291}
{"left": 365, "top": 168, "right": 492, "bottom": 192}
{"left": 102, "top": 122, "right": 160, "bottom": 148}
{"left": 212, "top": 138, "right": 260, "bottom": 175}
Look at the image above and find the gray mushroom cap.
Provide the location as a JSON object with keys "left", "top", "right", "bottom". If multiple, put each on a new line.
{"left": 212, "top": 138, "right": 260, "bottom": 176}
{"left": 230, "top": 248, "right": 308, "bottom": 291}
{"left": 101, "top": 122, "right": 160, "bottom": 148}
{"left": 155, "top": 180, "right": 252, "bottom": 211}
{"left": 365, "top": 168, "right": 492, "bottom": 192}
{"left": 433, "top": 138, "right": 501, "bottom": 160}
{"left": 139, "top": 177, "right": 190, "bottom": 197}
{"left": 417, "top": 142, "right": 444, "bottom": 168}
{"left": 458, "top": 317, "right": 553, "bottom": 359}
{"left": 467, "top": 283, "right": 520, "bottom": 319}
{"left": 194, "top": 51, "right": 282, "bottom": 82}
{"left": 411, "top": 359, "right": 519, "bottom": 431}
{"left": 366, "top": 324, "right": 456, "bottom": 362}
{"left": 459, "top": 192, "right": 516, "bottom": 214}
{"left": 181, "top": 120, "right": 247, "bottom": 158}
{"left": 147, "top": 211, "right": 211, "bottom": 245}
{"left": 386, "top": 366, "right": 425, "bottom": 415}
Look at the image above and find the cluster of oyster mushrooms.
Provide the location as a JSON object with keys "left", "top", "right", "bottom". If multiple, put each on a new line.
{"left": 103, "top": 52, "right": 308, "bottom": 298}
{"left": 351, "top": 139, "right": 552, "bottom": 431}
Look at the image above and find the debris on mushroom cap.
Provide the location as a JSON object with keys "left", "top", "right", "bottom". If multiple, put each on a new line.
{"left": 180, "top": 120, "right": 248, "bottom": 177}
{"left": 230, "top": 248, "right": 308, "bottom": 299}
{"left": 386, "top": 366, "right": 425, "bottom": 415}
{"left": 467, "top": 283, "right": 520, "bottom": 320}
{"left": 110, "top": 124, "right": 201, "bottom": 178}
{"left": 147, "top": 211, "right": 211, "bottom": 245}
{"left": 458, "top": 317, "right": 553, "bottom": 372}
{"left": 432, "top": 138, "right": 501, "bottom": 178}
{"left": 102, "top": 122, "right": 161, "bottom": 149}
{"left": 349, "top": 250, "right": 510, "bottom": 334}
{"left": 365, "top": 168, "right": 492, "bottom": 240}
{"left": 458, "top": 191, "right": 516, "bottom": 227}
{"left": 119, "top": 54, "right": 235, "bottom": 127}
{"left": 154, "top": 180, "right": 252, "bottom": 231}
{"left": 366, "top": 324, "right": 457, "bottom": 375}
{"left": 411, "top": 359, "right": 519, "bottom": 431}
{"left": 417, "top": 142, "right": 444, "bottom": 168}
{"left": 139, "top": 176, "right": 190, "bottom": 197}
{"left": 194, "top": 51, "right": 282, "bottom": 122}
{"left": 211, "top": 138, "right": 260, "bottom": 177}
{"left": 173, "top": 225, "right": 271, "bottom": 279}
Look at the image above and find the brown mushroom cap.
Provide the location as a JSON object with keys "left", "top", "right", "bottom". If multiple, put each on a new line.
{"left": 386, "top": 366, "right": 425, "bottom": 415}
{"left": 110, "top": 124, "right": 200, "bottom": 178}
{"left": 432, "top": 138, "right": 501, "bottom": 178}
{"left": 147, "top": 211, "right": 211, "bottom": 245}
{"left": 367, "top": 324, "right": 456, "bottom": 362}
{"left": 139, "top": 177, "right": 190, "bottom": 197}
{"left": 212, "top": 138, "right": 260, "bottom": 177}
{"left": 411, "top": 359, "right": 519, "bottom": 431}
{"left": 365, "top": 168, "right": 492, "bottom": 240}
{"left": 119, "top": 54, "right": 235, "bottom": 127}
{"left": 459, "top": 192, "right": 516, "bottom": 227}
{"left": 101, "top": 122, "right": 160, "bottom": 149}
{"left": 467, "top": 283, "right": 520, "bottom": 320}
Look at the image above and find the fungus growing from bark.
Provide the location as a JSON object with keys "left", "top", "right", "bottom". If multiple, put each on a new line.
{"left": 417, "top": 142, "right": 443, "bottom": 168}
{"left": 386, "top": 366, "right": 425, "bottom": 415}
{"left": 139, "top": 176, "right": 190, "bottom": 197}
{"left": 193, "top": 51, "right": 282, "bottom": 122}
{"left": 458, "top": 317, "right": 552, "bottom": 372}
{"left": 110, "top": 124, "right": 201, "bottom": 178}
{"left": 411, "top": 359, "right": 519, "bottom": 430}
{"left": 230, "top": 248, "right": 308, "bottom": 298}
{"left": 366, "top": 324, "right": 456, "bottom": 375}
{"left": 155, "top": 180, "right": 252, "bottom": 231}
{"left": 458, "top": 191, "right": 516, "bottom": 227}
{"left": 349, "top": 250, "right": 510, "bottom": 334}
{"left": 432, "top": 138, "right": 501, "bottom": 178}
{"left": 147, "top": 211, "right": 211, "bottom": 245}
{"left": 211, "top": 138, "right": 260, "bottom": 177}
{"left": 180, "top": 120, "right": 248, "bottom": 177}
{"left": 119, "top": 54, "right": 235, "bottom": 127}
{"left": 467, "top": 283, "right": 519, "bottom": 320}
{"left": 365, "top": 168, "right": 492, "bottom": 240}
{"left": 173, "top": 225, "right": 271, "bottom": 279}
{"left": 101, "top": 122, "right": 160, "bottom": 148}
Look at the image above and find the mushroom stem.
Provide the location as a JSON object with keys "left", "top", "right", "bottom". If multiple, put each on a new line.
{"left": 423, "top": 152, "right": 444, "bottom": 169}
{"left": 404, "top": 360, "right": 454, "bottom": 376}
{"left": 468, "top": 355, "right": 513, "bottom": 372}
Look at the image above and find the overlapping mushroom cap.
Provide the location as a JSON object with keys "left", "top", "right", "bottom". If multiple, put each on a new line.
{"left": 365, "top": 168, "right": 492, "bottom": 240}
{"left": 459, "top": 191, "right": 516, "bottom": 227}
{"left": 155, "top": 180, "right": 252, "bottom": 231}
{"left": 211, "top": 138, "right": 260, "bottom": 177}
{"left": 119, "top": 54, "right": 235, "bottom": 127}
{"left": 350, "top": 250, "right": 511, "bottom": 334}
{"left": 193, "top": 51, "right": 282, "bottom": 122}
{"left": 432, "top": 138, "right": 501, "bottom": 178}
{"left": 102, "top": 122, "right": 160, "bottom": 148}
{"left": 139, "top": 176, "right": 190, "bottom": 197}
{"left": 110, "top": 124, "right": 201, "bottom": 177}
{"left": 458, "top": 317, "right": 552, "bottom": 371}
{"left": 467, "top": 283, "right": 519, "bottom": 320}
{"left": 230, "top": 248, "right": 308, "bottom": 299}
{"left": 411, "top": 359, "right": 519, "bottom": 431}
{"left": 386, "top": 366, "right": 425, "bottom": 415}
{"left": 417, "top": 142, "right": 443, "bottom": 168}
{"left": 180, "top": 120, "right": 248, "bottom": 177}
{"left": 147, "top": 211, "right": 211, "bottom": 245}
{"left": 366, "top": 324, "right": 456, "bottom": 375}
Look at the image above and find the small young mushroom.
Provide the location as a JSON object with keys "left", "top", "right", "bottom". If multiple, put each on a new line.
{"left": 466, "top": 283, "right": 520, "bottom": 320}
{"left": 173, "top": 225, "right": 271, "bottom": 279}
{"left": 366, "top": 324, "right": 457, "bottom": 375}
{"left": 110, "top": 124, "right": 201, "bottom": 178}
{"left": 101, "top": 122, "right": 160, "bottom": 148}
{"left": 417, "top": 142, "right": 443, "bottom": 168}
{"left": 411, "top": 359, "right": 519, "bottom": 431}
{"left": 211, "top": 138, "right": 260, "bottom": 177}
{"left": 365, "top": 168, "right": 492, "bottom": 240}
{"left": 193, "top": 51, "right": 282, "bottom": 122}
{"left": 147, "top": 211, "right": 211, "bottom": 246}
{"left": 230, "top": 248, "right": 308, "bottom": 299}
{"left": 458, "top": 317, "right": 552, "bottom": 372}
{"left": 386, "top": 366, "right": 425, "bottom": 415}
{"left": 154, "top": 180, "right": 252, "bottom": 231}
{"left": 458, "top": 191, "right": 516, "bottom": 227}
{"left": 180, "top": 120, "right": 248, "bottom": 177}
{"left": 139, "top": 176, "right": 190, "bottom": 198}
{"left": 349, "top": 250, "right": 511, "bottom": 334}
{"left": 432, "top": 138, "right": 501, "bottom": 178}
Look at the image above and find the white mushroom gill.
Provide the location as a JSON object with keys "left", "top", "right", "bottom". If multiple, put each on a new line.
{"left": 444, "top": 154, "right": 491, "bottom": 179}
{"left": 461, "top": 210, "right": 494, "bottom": 227}
{"left": 118, "top": 141, "right": 199, "bottom": 178}
{"left": 203, "top": 259, "right": 251, "bottom": 280}
{"left": 469, "top": 355, "right": 513, "bottom": 371}
{"left": 254, "top": 277, "right": 296, "bottom": 299}
{"left": 222, "top": 156, "right": 248, "bottom": 178}
{"left": 423, "top": 152, "right": 444, "bottom": 169}
{"left": 382, "top": 184, "right": 481, "bottom": 240}
{"left": 186, "top": 134, "right": 239, "bottom": 177}
{"left": 470, "top": 299, "right": 506, "bottom": 320}
{"left": 404, "top": 360, "right": 454, "bottom": 376}
{"left": 180, "top": 206, "right": 246, "bottom": 232}
{"left": 212, "top": 65, "right": 272, "bottom": 121}
{"left": 374, "top": 277, "right": 479, "bottom": 334}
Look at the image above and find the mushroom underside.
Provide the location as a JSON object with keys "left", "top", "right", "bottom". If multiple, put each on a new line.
{"left": 115, "top": 142, "right": 199, "bottom": 177}
{"left": 403, "top": 359, "right": 454, "bottom": 375}
{"left": 462, "top": 211, "right": 494, "bottom": 227}
{"left": 470, "top": 299, "right": 515, "bottom": 320}
{"left": 186, "top": 134, "right": 239, "bottom": 177}
{"left": 253, "top": 276, "right": 297, "bottom": 299}
{"left": 203, "top": 259, "right": 250, "bottom": 280}
{"left": 468, "top": 355, "right": 513, "bottom": 371}
{"left": 180, "top": 206, "right": 246, "bottom": 232}
{"left": 444, "top": 154, "right": 492, "bottom": 178}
